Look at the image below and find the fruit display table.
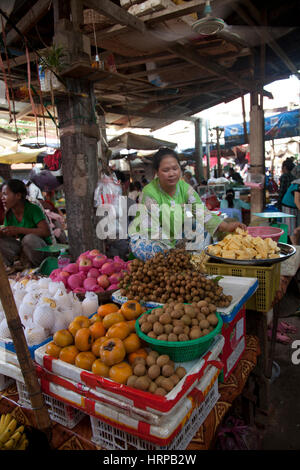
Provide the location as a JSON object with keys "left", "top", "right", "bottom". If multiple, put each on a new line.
{"left": 0, "top": 335, "right": 259, "bottom": 450}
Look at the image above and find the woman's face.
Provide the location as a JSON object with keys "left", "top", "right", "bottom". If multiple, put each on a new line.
{"left": 157, "top": 156, "right": 181, "bottom": 188}
{"left": 1, "top": 185, "right": 20, "bottom": 211}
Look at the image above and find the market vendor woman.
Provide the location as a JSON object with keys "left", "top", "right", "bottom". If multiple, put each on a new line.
{"left": 0, "top": 179, "right": 52, "bottom": 269}
{"left": 128, "top": 148, "right": 246, "bottom": 261}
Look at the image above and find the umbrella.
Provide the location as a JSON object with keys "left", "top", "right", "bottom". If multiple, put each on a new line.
{"left": 29, "top": 169, "right": 61, "bottom": 191}
{"left": 108, "top": 132, "right": 177, "bottom": 151}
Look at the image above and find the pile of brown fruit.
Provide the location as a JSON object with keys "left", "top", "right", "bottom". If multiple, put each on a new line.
{"left": 139, "top": 301, "right": 219, "bottom": 342}
{"left": 126, "top": 351, "right": 187, "bottom": 396}
{"left": 119, "top": 248, "right": 232, "bottom": 307}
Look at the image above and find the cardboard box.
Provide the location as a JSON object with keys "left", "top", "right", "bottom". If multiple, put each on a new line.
{"left": 219, "top": 307, "right": 246, "bottom": 381}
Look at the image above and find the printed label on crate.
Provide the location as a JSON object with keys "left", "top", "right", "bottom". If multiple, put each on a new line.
{"left": 235, "top": 317, "right": 245, "bottom": 342}
{"left": 35, "top": 334, "right": 224, "bottom": 414}
{"left": 226, "top": 336, "right": 245, "bottom": 376}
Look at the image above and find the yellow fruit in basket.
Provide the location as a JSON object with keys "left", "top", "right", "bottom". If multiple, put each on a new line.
{"left": 106, "top": 322, "right": 130, "bottom": 340}
{"left": 75, "top": 351, "right": 96, "bottom": 371}
{"left": 121, "top": 301, "right": 143, "bottom": 320}
{"left": 53, "top": 329, "right": 74, "bottom": 347}
{"left": 109, "top": 362, "right": 133, "bottom": 384}
{"left": 59, "top": 345, "right": 79, "bottom": 364}
{"left": 91, "top": 359, "right": 110, "bottom": 377}
{"left": 102, "top": 312, "right": 125, "bottom": 330}
{"left": 74, "top": 327, "right": 93, "bottom": 352}
{"left": 45, "top": 341, "right": 61, "bottom": 359}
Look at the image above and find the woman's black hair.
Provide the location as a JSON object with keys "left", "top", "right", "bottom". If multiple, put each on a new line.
{"left": 283, "top": 159, "right": 295, "bottom": 172}
{"left": 152, "top": 147, "right": 181, "bottom": 171}
{"left": 134, "top": 181, "right": 142, "bottom": 191}
{"left": 4, "top": 179, "right": 27, "bottom": 200}
{"left": 225, "top": 188, "right": 235, "bottom": 208}
{"left": 129, "top": 182, "right": 135, "bottom": 192}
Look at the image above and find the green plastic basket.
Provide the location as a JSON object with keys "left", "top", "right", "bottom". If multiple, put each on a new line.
{"left": 135, "top": 307, "right": 223, "bottom": 362}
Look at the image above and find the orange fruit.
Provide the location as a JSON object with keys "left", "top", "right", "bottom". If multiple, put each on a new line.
{"left": 89, "top": 321, "right": 106, "bottom": 340}
{"left": 92, "top": 359, "right": 110, "bottom": 377}
{"left": 121, "top": 300, "right": 143, "bottom": 320}
{"left": 68, "top": 316, "right": 91, "bottom": 337}
{"left": 53, "top": 329, "right": 74, "bottom": 348}
{"left": 97, "top": 303, "right": 119, "bottom": 318}
{"left": 126, "top": 320, "right": 137, "bottom": 334}
{"left": 45, "top": 341, "right": 61, "bottom": 359}
{"left": 59, "top": 345, "right": 79, "bottom": 364}
{"left": 75, "top": 351, "right": 96, "bottom": 371}
{"left": 100, "top": 338, "right": 126, "bottom": 366}
{"left": 102, "top": 312, "right": 125, "bottom": 330}
{"left": 123, "top": 333, "right": 141, "bottom": 354}
{"left": 106, "top": 322, "right": 130, "bottom": 341}
{"left": 128, "top": 348, "right": 148, "bottom": 365}
{"left": 90, "top": 313, "right": 102, "bottom": 324}
{"left": 109, "top": 362, "right": 133, "bottom": 384}
{"left": 91, "top": 337, "right": 108, "bottom": 357}
{"left": 75, "top": 327, "right": 93, "bottom": 352}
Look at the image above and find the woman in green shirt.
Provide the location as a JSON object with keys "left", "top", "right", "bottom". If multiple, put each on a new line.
{"left": 129, "top": 148, "right": 246, "bottom": 261}
{"left": 0, "top": 179, "right": 52, "bottom": 268}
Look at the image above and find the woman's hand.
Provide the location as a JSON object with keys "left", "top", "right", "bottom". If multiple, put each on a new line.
{"left": 1, "top": 226, "right": 20, "bottom": 237}
{"left": 218, "top": 221, "right": 247, "bottom": 233}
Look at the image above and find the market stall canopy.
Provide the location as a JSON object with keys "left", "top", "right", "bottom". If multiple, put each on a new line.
{"left": 0, "top": 148, "right": 47, "bottom": 164}
{"left": 108, "top": 132, "right": 177, "bottom": 150}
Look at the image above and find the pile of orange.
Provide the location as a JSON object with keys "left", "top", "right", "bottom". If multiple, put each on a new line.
{"left": 45, "top": 300, "right": 148, "bottom": 384}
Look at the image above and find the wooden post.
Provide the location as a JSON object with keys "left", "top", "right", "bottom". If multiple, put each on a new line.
{"left": 249, "top": 91, "right": 265, "bottom": 218}
{"left": 0, "top": 254, "right": 52, "bottom": 441}
{"left": 241, "top": 94, "right": 248, "bottom": 144}
{"left": 205, "top": 120, "right": 210, "bottom": 180}
{"left": 53, "top": 0, "right": 103, "bottom": 259}
{"left": 216, "top": 126, "right": 222, "bottom": 178}
{"left": 194, "top": 118, "right": 204, "bottom": 183}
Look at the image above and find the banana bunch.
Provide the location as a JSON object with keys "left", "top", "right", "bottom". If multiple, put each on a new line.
{"left": 0, "top": 413, "right": 28, "bottom": 450}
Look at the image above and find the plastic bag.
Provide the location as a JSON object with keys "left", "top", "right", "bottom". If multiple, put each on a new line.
{"left": 94, "top": 173, "right": 122, "bottom": 209}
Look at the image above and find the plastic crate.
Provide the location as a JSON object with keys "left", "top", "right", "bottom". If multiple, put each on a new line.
{"left": 0, "top": 374, "right": 14, "bottom": 391}
{"left": 16, "top": 381, "right": 84, "bottom": 429}
{"left": 205, "top": 261, "right": 280, "bottom": 312}
{"left": 90, "top": 380, "right": 219, "bottom": 450}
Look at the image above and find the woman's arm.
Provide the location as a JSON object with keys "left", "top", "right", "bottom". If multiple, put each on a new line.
{"left": 294, "top": 191, "right": 300, "bottom": 210}
{"left": 2, "top": 219, "right": 50, "bottom": 239}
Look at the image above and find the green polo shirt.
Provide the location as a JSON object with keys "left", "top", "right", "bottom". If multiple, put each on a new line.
{"left": 4, "top": 200, "right": 52, "bottom": 245}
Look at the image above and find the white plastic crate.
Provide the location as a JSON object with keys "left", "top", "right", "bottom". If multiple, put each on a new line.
{"left": 90, "top": 380, "right": 219, "bottom": 450}
{"left": 16, "top": 381, "right": 84, "bottom": 429}
{"left": 0, "top": 373, "right": 14, "bottom": 391}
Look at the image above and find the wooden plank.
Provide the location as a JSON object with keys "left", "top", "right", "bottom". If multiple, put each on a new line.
{"left": 1, "top": 48, "right": 47, "bottom": 70}
{"left": 6, "top": 0, "right": 52, "bottom": 45}
{"left": 83, "top": 0, "right": 146, "bottom": 34}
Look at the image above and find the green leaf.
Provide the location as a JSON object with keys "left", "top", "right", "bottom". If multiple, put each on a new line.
{"left": 212, "top": 276, "right": 224, "bottom": 283}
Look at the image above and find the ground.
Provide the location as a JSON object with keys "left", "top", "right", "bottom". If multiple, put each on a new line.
{"left": 260, "top": 282, "right": 300, "bottom": 450}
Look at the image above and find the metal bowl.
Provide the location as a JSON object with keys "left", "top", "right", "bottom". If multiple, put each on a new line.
{"left": 205, "top": 242, "right": 296, "bottom": 266}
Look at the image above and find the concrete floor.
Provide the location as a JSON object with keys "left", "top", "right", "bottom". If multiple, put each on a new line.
{"left": 261, "top": 283, "right": 300, "bottom": 450}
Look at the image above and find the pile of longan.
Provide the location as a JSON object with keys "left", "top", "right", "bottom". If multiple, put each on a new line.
{"left": 139, "top": 301, "right": 219, "bottom": 342}
{"left": 119, "top": 248, "right": 232, "bottom": 307}
{"left": 126, "top": 351, "right": 187, "bottom": 396}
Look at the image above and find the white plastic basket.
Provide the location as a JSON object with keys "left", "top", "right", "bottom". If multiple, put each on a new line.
{"left": 16, "top": 381, "right": 84, "bottom": 429}
{"left": 90, "top": 380, "right": 219, "bottom": 450}
{"left": 0, "top": 373, "right": 14, "bottom": 391}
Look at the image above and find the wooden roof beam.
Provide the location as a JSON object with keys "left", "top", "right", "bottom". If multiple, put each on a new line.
{"left": 5, "top": 0, "right": 52, "bottom": 45}
{"left": 232, "top": 0, "right": 299, "bottom": 76}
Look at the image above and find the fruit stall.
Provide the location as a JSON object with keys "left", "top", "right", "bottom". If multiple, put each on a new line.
{"left": 0, "top": 228, "right": 294, "bottom": 451}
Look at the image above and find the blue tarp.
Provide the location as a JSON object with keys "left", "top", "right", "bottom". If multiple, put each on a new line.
{"left": 224, "top": 108, "right": 300, "bottom": 146}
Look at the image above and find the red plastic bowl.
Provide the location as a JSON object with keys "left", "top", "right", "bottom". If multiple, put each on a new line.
{"left": 247, "top": 226, "right": 284, "bottom": 242}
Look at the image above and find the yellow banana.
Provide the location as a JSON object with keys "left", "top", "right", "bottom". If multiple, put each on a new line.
{"left": 0, "top": 418, "right": 17, "bottom": 444}
{"left": 0, "top": 414, "right": 6, "bottom": 434}
{"left": 16, "top": 437, "right": 28, "bottom": 450}
{"left": 3, "top": 437, "right": 16, "bottom": 450}
{"left": 5, "top": 427, "right": 24, "bottom": 449}
{"left": 0, "top": 414, "right": 12, "bottom": 435}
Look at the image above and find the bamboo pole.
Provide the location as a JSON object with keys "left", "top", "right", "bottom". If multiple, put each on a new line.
{"left": 0, "top": 253, "right": 52, "bottom": 442}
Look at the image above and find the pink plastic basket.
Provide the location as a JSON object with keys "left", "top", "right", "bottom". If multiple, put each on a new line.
{"left": 247, "top": 226, "right": 284, "bottom": 242}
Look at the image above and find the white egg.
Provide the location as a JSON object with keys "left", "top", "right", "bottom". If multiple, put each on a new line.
{"left": 19, "top": 310, "right": 33, "bottom": 327}
{"left": 25, "top": 280, "right": 39, "bottom": 292}
{"left": 33, "top": 305, "right": 55, "bottom": 330}
{"left": 25, "top": 325, "right": 47, "bottom": 346}
{"left": 13, "top": 289, "right": 26, "bottom": 304}
{"left": 54, "top": 290, "right": 71, "bottom": 309}
{"left": 37, "top": 277, "right": 51, "bottom": 290}
{"left": 0, "top": 318, "right": 11, "bottom": 339}
{"left": 23, "top": 292, "right": 39, "bottom": 305}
